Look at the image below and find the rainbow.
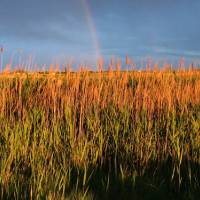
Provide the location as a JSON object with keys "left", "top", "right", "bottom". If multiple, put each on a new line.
{"left": 81, "top": 0, "right": 101, "bottom": 60}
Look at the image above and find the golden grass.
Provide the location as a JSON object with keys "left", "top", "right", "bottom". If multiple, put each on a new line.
{"left": 0, "top": 65, "right": 199, "bottom": 199}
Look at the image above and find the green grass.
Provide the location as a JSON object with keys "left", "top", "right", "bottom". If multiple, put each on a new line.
{"left": 0, "top": 71, "right": 199, "bottom": 199}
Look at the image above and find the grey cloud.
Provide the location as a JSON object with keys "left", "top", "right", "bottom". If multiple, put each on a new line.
{"left": 1, "top": 0, "right": 200, "bottom": 64}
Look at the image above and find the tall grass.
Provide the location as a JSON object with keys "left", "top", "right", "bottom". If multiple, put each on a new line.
{"left": 0, "top": 65, "right": 200, "bottom": 199}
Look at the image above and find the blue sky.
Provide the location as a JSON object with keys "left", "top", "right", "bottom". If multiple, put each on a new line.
{"left": 0, "top": 0, "right": 200, "bottom": 67}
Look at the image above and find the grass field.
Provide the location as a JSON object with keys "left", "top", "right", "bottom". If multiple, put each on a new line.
{"left": 0, "top": 67, "right": 200, "bottom": 199}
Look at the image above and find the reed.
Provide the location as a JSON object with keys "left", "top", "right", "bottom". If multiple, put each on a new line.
{"left": 0, "top": 64, "right": 199, "bottom": 199}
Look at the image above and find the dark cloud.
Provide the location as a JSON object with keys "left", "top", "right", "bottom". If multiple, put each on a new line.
{"left": 0, "top": 0, "right": 200, "bottom": 64}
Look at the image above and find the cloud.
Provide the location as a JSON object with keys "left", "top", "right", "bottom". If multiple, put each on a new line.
{"left": 143, "top": 46, "right": 200, "bottom": 58}
{"left": 1, "top": 0, "right": 200, "bottom": 64}
{"left": 0, "top": 0, "right": 88, "bottom": 41}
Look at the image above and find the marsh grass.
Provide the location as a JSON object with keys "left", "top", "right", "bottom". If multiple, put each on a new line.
{"left": 0, "top": 68, "right": 199, "bottom": 199}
